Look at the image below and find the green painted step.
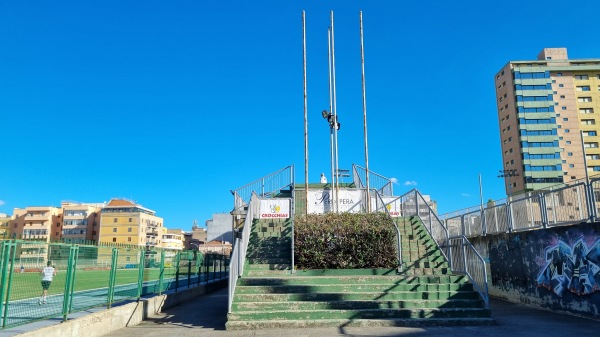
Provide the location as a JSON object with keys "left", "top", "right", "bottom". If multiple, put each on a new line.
{"left": 234, "top": 283, "right": 473, "bottom": 294}
{"left": 236, "top": 275, "right": 467, "bottom": 286}
{"left": 233, "top": 290, "right": 481, "bottom": 302}
{"left": 232, "top": 299, "right": 484, "bottom": 311}
{"left": 245, "top": 263, "right": 291, "bottom": 271}
{"left": 228, "top": 308, "right": 491, "bottom": 320}
{"left": 247, "top": 258, "right": 291, "bottom": 264}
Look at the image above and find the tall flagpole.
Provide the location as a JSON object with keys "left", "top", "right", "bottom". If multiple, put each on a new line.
{"left": 328, "top": 27, "right": 335, "bottom": 213}
{"left": 360, "top": 11, "right": 370, "bottom": 212}
{"left": 303, "top": 10, "right": 309, "bottom": 215}
{"left": 330, "top": 10, "right": 340, "bottom": 213}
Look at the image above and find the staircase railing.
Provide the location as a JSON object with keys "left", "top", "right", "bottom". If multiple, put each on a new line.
{"left": 370, "top": 190, "right": 403, "bottom": 272}
{"left": 228, "top": 192, "right": 259, "bottom": 313}
{"left": 399, "top": 189, "right": 489, "bottom": 308}
{"left": 231, "top": 166, "right": 294, "bottom": 207}
{"left": 352, "top": 164, "right": 393, "bottom": 196}
{"left": 448, "top": 236, "right": 489, "bottom": 308}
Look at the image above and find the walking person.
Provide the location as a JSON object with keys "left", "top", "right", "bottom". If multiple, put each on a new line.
{"left": 39, "top": 261, "right": 56, "bottom": 305}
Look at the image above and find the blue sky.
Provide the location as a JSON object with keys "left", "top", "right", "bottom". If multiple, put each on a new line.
{"left": 2, "top": 1, "right": 600, "bottom": 230}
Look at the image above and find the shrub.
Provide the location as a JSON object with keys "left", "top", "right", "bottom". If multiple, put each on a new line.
{"left": 294, "top": 213, "right": 397, "bottom": 269}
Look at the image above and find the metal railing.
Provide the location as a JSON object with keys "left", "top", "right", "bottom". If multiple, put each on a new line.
{"left": 231, "top": 166, "right": 294, "bottom": 207}
{"left": 352, "top": 164, "right": 393, "bottom": 196}
{"left": 228, "top": 192, "right": 258, "bottom": 313}
{"left": 397, "top": 189, "right": 489, "bottom": 308}
{"left": 440, "top": 178, "right": 600, "bottom": 238}
{"left": 0, "top": 241, "right": 228, "bottom": 329}
{"left": 447, "top": 236, "right": 489, "bottom": 308}
{"left": 370, "top": 190, "right": 403, "bottom": 271}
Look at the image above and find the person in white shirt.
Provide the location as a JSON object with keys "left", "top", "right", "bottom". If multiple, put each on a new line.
{"left": 39, "top": 261, "right": 56, "bottom": 305}
{"left": 320, "top": 173, "right": 327, "bottom": 184}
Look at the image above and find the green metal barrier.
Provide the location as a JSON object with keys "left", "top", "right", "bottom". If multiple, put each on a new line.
{"left": 0, "top": 240, "right": 229, "bottom": 329}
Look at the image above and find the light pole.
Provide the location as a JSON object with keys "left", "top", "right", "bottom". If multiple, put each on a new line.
{"left": 498, "top": 169, "right": 519, "bottom": 201}
{"left": 322, "top": 109, "right": 340, "bottom": 213}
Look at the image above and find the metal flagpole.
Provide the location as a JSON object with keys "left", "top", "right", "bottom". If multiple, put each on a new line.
{"left": 303, "top": 10, "right": 309, "bottom": 215}
{"left": 330, "top": 10, "right": 340, "bottom": 213}
{"left": 360, "top": 11, "right": 370, "bottom": 212}
{"left": 328, "top": 27, "right": 335, "bottom": 213}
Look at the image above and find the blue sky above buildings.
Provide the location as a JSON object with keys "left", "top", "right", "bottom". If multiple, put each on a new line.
{"left": 1, "top": 1, "right": 600, "bottom": 230}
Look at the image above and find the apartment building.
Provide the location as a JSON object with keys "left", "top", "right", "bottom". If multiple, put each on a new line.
{"left": 98, "top": 199, "right": 164, "bottom": 249}
{"left": 61, "top": 202, "right": 102, "bottom": 243}
{"left": 0, "top": 213, "right": 10, "bottom": 239}
{"left": 495, "top": 48, "right": 600, "bottom": 194}
{"left": 12, "top": 206, "right": 62, "bottom": 241}
{"left": 162, "top": 229, "right": 184, "bottom": 250}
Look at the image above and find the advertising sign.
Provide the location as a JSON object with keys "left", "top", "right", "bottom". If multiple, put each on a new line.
{"left": 307, "top": 189, "right": 363, "bottom": 214}
{"left": 259, "top": 199, "right": 290, "bottom": 219}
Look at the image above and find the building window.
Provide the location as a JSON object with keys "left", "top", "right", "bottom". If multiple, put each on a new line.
{"left": 562, "top": 106, "right": 567, "bottom": 110}
{"left": 128, "top": 237, "right": 132, "bottom": 242}
{"left": 584, "top": 142, "right": 599, "bottom": 148}
{"left": 128, "top": 227, "right": 132, "bottom": 232}
{"left": 576, "top": 86, "right": 591, "bottom": 91}
{"left": 584, "top": 131, "right": 598, "bottom": 136}
{"left": 578, "top": 97, "right": 592, "bottom": 103}
{"left": 587, "top": 154, "right": 600, "bottom": 160}
{"left": 568, "top": 152, "right": 573, "bottom": 156}
{"left": 112, "top": 228, "right": 117, "bottom": 232}
{"left": 580, "top": 108, "right": 594, "bottom": 114}
{"left": 575, "top": 75, "right": 589, "bottom": 80}
{"left": 559, "top": 84, "right": 564, "bottom": 88}
{"left": 114, "top": 218, "right": 117, "bottom": 223}
{"left": 112, "top": 238, "right": 117, "bottom": 242}
{"left": 582, "top": 119, "right": 596, "bottom": 125}
{"left": 557, "top": 73, "right": 562, "bottom": 76}
{"left": 563, "top": 118, "right": 568, "bottom": 121}
{"left": 593, "top": 166, "right": 600, "bottom": 172}
{"left": 565, "top": 129, "right": 570, "bottom": 133}
{"left": 569, "top": 164, "right": 575, "bottom": 168}
{"left": 566, "top": 141, "right": 572, "bottom": 144}
{"left": 560, "top": 95, "right": 565, "bottom": 99}
{"left": 128, "top": 218, "right": 132, "bottom": 222}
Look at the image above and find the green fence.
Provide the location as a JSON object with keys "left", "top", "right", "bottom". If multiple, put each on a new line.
{"left": 0, "top": 240, "right": 229, "bottom": 329}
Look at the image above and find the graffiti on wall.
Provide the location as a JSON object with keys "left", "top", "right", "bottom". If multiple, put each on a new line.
{"left": 536, "top": 236, "right": 600, "bottom": 297}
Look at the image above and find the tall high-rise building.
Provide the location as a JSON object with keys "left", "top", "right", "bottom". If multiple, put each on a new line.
{"left": 495, "top": 48, "right": 600, "bottom": 195}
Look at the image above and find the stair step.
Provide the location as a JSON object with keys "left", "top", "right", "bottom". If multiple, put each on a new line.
{"left": 236, "top": 275, "right": 467, "bottom": 286}
{"left": 245, "top": 263, "right": 291, "bottom": 270}
{"left": 232, "top": 299, "right": 484, "bottom": 311}
{"left": 226, "top": 317, "right": 495, "bottom": 330}
{"left": 235, "top": 283, "right": 473, "bottom": 294}
{"left": 228, "top": 308, "right": 491, "bottom": 320}
{"left": 234, "top": 290, "right": 482, "bottom": 302}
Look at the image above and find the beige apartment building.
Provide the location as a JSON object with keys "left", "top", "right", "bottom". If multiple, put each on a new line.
{"left": 99, "top": 199, "right": 164, "bottom": 249}
{"left": 12, "top": 206, "right": 62, "bottom": 241}
{"left": 0, "top": 213, "right": 10, "bottom": 239}
{"left": 163, "top": 229, "right": 184, "bottom": 250}
{"left": 495, "top": 48, "right": 600, "bottom": 194}
{"left": 61, "top": 202, "right": 103, "bottom": 243}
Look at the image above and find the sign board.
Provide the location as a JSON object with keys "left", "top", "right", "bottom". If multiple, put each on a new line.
{"left": 259, "top": 199, "right": 290, "bottom": 219}
{"left": 307, "top": 189, "right": 363, "bottom": 214}
{"left": 381, "top": 197, "right": 402, "bottom": 217}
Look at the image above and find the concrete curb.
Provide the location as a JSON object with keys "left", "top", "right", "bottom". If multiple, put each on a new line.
{"left": 16, "top": 279, "right": 228, "bottom": 337}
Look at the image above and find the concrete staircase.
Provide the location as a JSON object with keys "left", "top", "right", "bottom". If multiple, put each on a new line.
{"left": 226, "top": 215, "right": 493, "bottom": 329}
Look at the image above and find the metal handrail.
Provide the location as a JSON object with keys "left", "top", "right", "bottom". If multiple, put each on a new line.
{"left": 228, "top": 192, "right": 258, "bottom": 313}
{"left": 231, "top": 166, "right": 294, "bottom": 205}
{"left": 371, "top": 189, "right": 403, "bottom": 272}
{"left": 448, "top": 235, "right": 489, "bottom": 309}
{"left": 352, "top": 164, "right": 393, "bottom": 196}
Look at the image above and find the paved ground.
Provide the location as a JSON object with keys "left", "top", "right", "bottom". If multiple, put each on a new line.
{"left": 104, "top": 288, "right": 600, "bottom": 337}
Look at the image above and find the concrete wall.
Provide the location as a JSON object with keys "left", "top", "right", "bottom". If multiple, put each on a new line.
{"left": 470, "top": 223, "right": 600, "bottom": 318}
{"left": 17, "top": 279, "right": 227, "bottom": 337}
{"left": 207, "top": 213, "right": 232, "bottom": 243}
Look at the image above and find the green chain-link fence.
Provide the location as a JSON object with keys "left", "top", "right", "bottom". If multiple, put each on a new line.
{"left": 0, "top": 240, "right": 229, "bottom": 329}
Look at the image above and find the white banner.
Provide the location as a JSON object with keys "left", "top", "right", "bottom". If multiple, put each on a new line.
{"left": 259, "top": 199, "right": 290, "bottom": 219}
{"left": 381, "top": 197, "right": 402, "bottom": 217}
{"left": 307, "top": 189, "right": 363, "bottom": 214}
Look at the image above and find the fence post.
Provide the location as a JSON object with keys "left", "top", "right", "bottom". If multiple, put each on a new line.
{"left": 187, "top": 254, "right": 192, "bottom": 288}
{"left": 137, "top": 250, "right": 145, "bottom": 300}
{"left": 541, "top": 193, "right": 550, "bottom": 228}
{"left": 0, "top": 241, "right": 15, "bottom": 328}
{"left": 62, "top": 245, "right": 77, "bottom": 321}
{"left": 175, "top": 251, "right": 181, "bottom": 292}
{"left": 196, "top": 252, "right": 203, "bottom": 285}
{"left": 68, "top": 245, "right": 80, "bottom": 312}
{"left": 107, "top": 248, "right": 118, "bottom": 308}
{"left": 462, "top": 236, "right": 468, "bottom": 275}
{"left": 158, "top": 250, "right": 165, "bottom": 294}
{"left": 507, "top": 200, "right": 515, "bottom": 233}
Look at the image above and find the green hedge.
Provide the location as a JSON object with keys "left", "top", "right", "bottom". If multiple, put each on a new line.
{"left": 294, "top": 213, "right": 397, "bottom": 269}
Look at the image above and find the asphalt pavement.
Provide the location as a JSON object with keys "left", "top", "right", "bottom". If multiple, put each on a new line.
{"left": 103, "top": 287, "right": 600, "bottom": 337}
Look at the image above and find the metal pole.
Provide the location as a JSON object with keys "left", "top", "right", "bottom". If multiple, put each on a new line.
{"left": 303, "top": 11, "right": 309, "bottom": 215}
{"left": 581, "top": 130, "right": 594, "bottom": 221}
{"left": 360, "top": 11, "right": 370, "bottom": 213}
{"left": 479, "top": 174, "right": 486, "bottom": 235}
{"left": 330, "top": 10, "right": 340, "bottom": 213}
{"left": 327, "top": 27, "right": 335, "bottom": 213}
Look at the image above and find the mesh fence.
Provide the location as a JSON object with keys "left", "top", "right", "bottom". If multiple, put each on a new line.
{"left": 0, "top": 240, "right": 228, "bottom": 329}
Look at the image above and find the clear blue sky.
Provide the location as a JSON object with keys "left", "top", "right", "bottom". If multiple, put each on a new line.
{"left": 2, "top": 1, "right": 600, "bottom": 230}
